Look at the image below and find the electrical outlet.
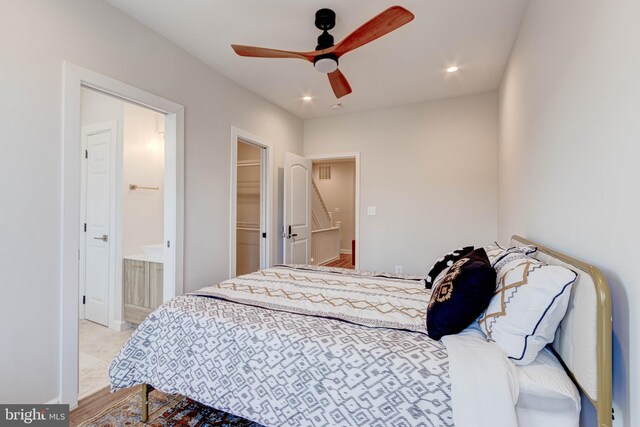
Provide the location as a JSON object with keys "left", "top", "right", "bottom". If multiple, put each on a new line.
{"left": 367, "top": 206, "right": 376, "bottom": 216}
{"left": 395, "top": 265, "right": 403, "bottom": 274}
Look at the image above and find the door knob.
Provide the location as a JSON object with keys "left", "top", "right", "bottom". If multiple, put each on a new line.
{"left": 93, "top": 234, "right": 108, "bottom": 242}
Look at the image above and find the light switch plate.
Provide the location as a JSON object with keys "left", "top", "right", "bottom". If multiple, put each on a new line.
{"left": 334, "top": 207, "right": 340, "bottom": 213}
{"left": 367, "top": 206, "right": 376, "bottom": 216}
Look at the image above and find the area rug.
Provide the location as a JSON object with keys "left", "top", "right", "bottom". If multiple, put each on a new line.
{"left": 77, "top": 389, "right": 263, "bottom": 426}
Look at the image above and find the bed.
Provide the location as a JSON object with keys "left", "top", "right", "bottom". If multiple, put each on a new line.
{"left": 109, "top": 236, "right": 612, "bottom": 427}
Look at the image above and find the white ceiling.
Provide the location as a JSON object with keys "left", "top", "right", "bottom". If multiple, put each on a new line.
{"left": 106, "top": 0, "right": 528, "bottom": 119}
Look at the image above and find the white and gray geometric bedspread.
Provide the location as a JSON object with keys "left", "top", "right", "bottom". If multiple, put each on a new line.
{"left": 193, "top": 265, "right": 431, "bottom": 334}
{"left": 110, "top": 272, "right": 453, "bottom": 426}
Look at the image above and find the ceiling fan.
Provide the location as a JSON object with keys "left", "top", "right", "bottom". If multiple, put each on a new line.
{"left": 231, "top": 6, "right": 415, "bottom": 99}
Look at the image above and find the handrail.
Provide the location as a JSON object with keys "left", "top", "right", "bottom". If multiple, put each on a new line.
{"left": 312, "top": 226, "right": 340, "bottom": 234}
{"left": 311, "top": 179, "right": 331, "bottom": 222}
{"left": 311, "top": 211, "right": 321, "bottom": 230}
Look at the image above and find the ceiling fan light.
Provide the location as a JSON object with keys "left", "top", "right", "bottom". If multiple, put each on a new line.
{"left": 314, "top": 57, "right": 338, "bottom": 74}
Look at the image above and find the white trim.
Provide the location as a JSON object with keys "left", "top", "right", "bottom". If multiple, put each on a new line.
{"left": 61, "top": 62, "right": 184, "bottom": 408}
{"left": 44, "top": 397, "right": 61, "bottom": 405}
{"left": 319, "top": 255, "right": 341, "bottom": 266}
{"left": 340, "top": 249, "right": 353, "bottom": 255}
{"left": 110, "top": 319, "right": 131, "bottom": 332}
{"left": 306, "top": 152, "right": 361, "bottom": 270}
{"left": 229, "top": 127, "right": 274, "bottom": 278}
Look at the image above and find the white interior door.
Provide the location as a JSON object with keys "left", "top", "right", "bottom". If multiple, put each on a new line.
{"left": 83, "top": 123, "right": 115, "bottom": 326}
{"left": 283, "top": 152, "right": 312, "bottom": 264}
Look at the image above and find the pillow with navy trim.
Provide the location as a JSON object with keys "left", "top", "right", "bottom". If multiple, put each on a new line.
{"left": 478, "top": 250, "right": 577, "bottom": 365}
{"left": 425, "top": 246, "right": 474, "bottom": 289}
{"left": 426, "top": 248, "right": 496, "bottom": 340}
{"left": 483, "top": 242, "right": 537, "bottom": 266}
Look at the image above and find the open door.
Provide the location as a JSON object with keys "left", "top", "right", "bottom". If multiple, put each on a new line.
{"left": 283, "top": 152, "right": 312, "bottom": 264}
{"left": 83, "top": 122, "right": 116, "bottom": 326}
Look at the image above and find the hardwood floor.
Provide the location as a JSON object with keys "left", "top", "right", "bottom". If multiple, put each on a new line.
{"left": 325, "top": 253, "right": 353, "bottom": 269}
{"left": 70, "top": 385, "right": 138, "bottom": 426}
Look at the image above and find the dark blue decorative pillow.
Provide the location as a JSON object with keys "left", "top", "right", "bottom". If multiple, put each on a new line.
{"left": 426, "top": 248, "right": 496, "bottom": 341}
{"left": 425, "top": 246, "right": 474, "bottom": 289}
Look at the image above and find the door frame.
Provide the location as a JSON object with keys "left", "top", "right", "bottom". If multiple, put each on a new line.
{"left": 305, "top": 152, "right": 360, "bottom": 270}
{"left": 79, "top": 121, "right": 118, "bottom": 325}
{"left": 62, "top": 62, "right": 184, "bottom": 408}
{"left": 229, "top": 127, "right": 273, "bottom": 278}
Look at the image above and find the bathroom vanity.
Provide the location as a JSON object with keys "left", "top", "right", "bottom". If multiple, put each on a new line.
{"left": 123, "top": 246, "right": 164, "bottom": 324}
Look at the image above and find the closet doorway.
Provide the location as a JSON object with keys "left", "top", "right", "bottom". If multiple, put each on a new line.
{"left": 229, "top": 128, "right": 273, "bottom": 278}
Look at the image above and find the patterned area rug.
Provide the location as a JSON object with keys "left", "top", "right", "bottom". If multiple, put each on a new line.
{"left": 78, "top": 389, "right": 263, "bottom": 426}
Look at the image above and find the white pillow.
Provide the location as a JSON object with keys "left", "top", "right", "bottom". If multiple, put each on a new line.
{"left": 483, "top": 242, "right": 537, "bottom": 266}
{"left": 479, "top": 251, "right": 577, "bottom": 365}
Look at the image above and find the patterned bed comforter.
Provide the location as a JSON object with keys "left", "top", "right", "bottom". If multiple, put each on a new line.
{"left": 109, "top": 266, "right": 453, "bottom": 427}
{"left": 193, "top": 265, "right": 430, "bottom": 333}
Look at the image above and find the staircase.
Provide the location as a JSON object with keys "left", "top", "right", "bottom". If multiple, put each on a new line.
{"left": 311, "top": 179, "right": 341, "bottom": 265}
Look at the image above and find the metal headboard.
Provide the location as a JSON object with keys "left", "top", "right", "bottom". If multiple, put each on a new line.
{"left": 511, "top": 235, "right": 612, "bottom": 427}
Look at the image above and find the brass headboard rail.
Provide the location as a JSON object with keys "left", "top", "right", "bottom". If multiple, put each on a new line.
{"left": 511, "top": 235, "right": 612, "bottom": 427}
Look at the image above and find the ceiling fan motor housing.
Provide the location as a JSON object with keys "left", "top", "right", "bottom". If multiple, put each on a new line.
{"left": 314, "top": 9, "right": 338, "bottom": 73}
{"left": 316, "top": 31, "right": 334, "bottom": 50}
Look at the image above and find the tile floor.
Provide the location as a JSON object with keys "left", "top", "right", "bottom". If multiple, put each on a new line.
{"left": 78, "top": 320, "right": 133, "bottom": 399}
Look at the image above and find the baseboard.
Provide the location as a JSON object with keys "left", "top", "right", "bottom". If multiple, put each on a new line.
{"left": 110, "top": 319, "right": 131, "bottom": 331}
{"left": 44, "top": 396, "right": 60, "bottom": 405}
{"left": 320, "top": 256, "right": 340, "bottom": 266}
{"left": 340, "top": 249, "right": 352, "bottom": 255}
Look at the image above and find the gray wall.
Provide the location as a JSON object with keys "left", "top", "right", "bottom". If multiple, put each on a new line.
{"left": 499, "top": 0, "right": 639, "bottom": 425}
{"left": 0, "top": 0, "right": 302, "bottom": 404}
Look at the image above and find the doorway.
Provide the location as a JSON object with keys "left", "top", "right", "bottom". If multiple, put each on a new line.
{"left": 229, "top": 127, "right": 273, "bottom": 278}
{"left": 78, "top": 87, "right": 168, "bottom": 398}
{"left": 311, "top": 159, "right": 356, "bottom": 269}
{"left": 62, "top": 63, "right": 184, "bottom": 408}
{"left": 236, "top": 139, "right": 265, "bottom": 276}
{"left": 282, "top": 152, "right": 360, "bottom": 269}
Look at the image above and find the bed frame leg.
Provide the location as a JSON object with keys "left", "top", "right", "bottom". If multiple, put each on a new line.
{"left": 141, "top": 383, "right": 153, "bottom": 423}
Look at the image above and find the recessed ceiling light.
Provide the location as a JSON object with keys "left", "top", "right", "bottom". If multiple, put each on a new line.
{"left": 331, "top": 103, "right": 343, "bottom": 110}
{"left": 302, "top": 96, "right": 312, "bottom": 101}
{"left": 447, "top": 66, "right": 459, "bottom": 73}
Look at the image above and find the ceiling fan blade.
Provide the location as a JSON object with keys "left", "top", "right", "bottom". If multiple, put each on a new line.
{"left": 328, "top": 69, "right": 352, "bottom": 99}
{"left": 231, "top": 44, "right": 316, "bottom": 62}
{"left": 332, "top": 6, "right": 414, "bottom": 57}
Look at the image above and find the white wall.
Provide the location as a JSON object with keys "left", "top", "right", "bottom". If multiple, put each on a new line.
{"left": 499, "top": 1, "right": 639, "bottom": 425}
{"left": 312, "top": 161, "right": 356, "bottom": 251}
{"left": 122, "top": 103, "right": 165, "bottom": 256}
{"left": 0, "top": 0, "right": 302, "bottom": 404}
{"left": 304, "top": 92, "right": 499, "bottom": 275}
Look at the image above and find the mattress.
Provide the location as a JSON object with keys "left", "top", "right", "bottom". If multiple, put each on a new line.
{"left": 515, "top": 347, "right": 581, "bottom": 427}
